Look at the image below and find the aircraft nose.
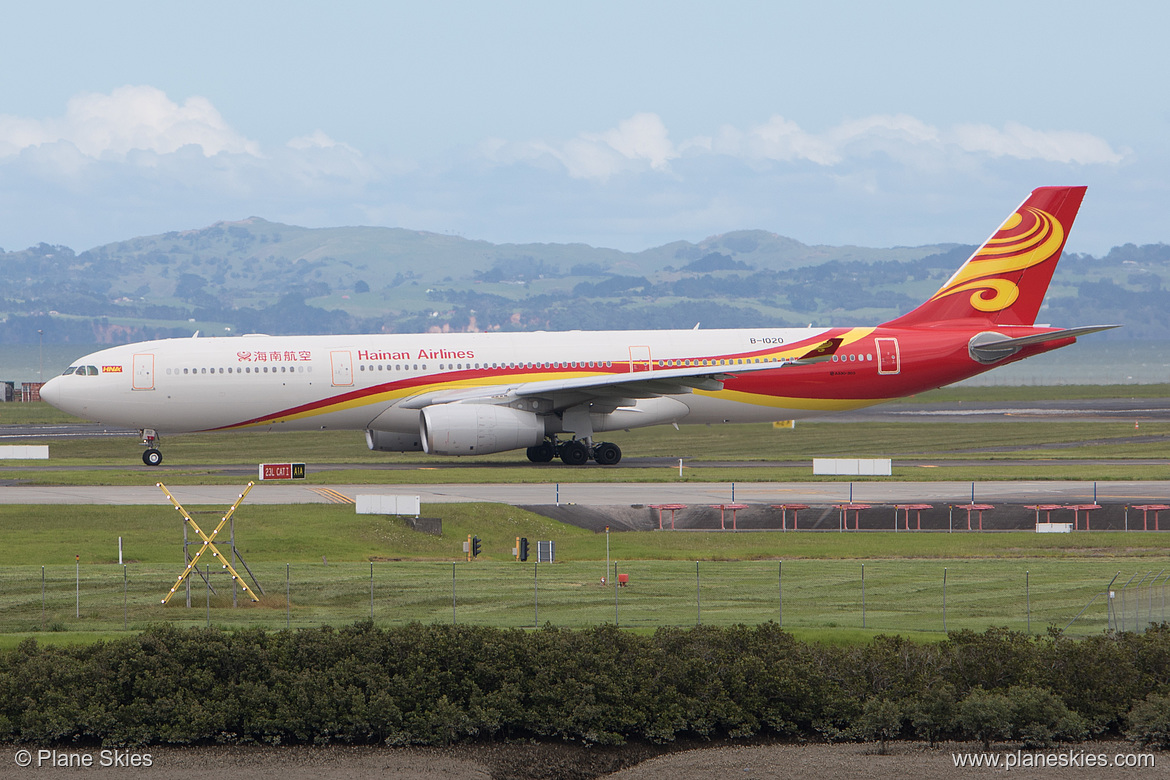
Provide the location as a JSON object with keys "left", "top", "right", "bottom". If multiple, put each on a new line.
{"left": 40, "top": 375, "right": 63, "bottom": 408}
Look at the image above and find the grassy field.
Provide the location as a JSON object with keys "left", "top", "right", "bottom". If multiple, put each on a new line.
{"left": 2, "top": 386, "right": 1169, "bottom": 646}
{"left": 1, "top": 557, "right": 1149, "bottom": 643}
{"left": 1, "top": 502, "right": 1166, "bottom": 643}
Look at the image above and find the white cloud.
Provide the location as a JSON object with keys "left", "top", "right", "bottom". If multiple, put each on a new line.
{"left": 950, "top": 121, "right": 1124, "bottom": 164}
{"left": 484, "top": 112, "right": 680, "bottom": 181}
{"left": 709, "top": 115, "right": 840, "bottom": 165}
{"left": 287, "top": 130, "right": 358, "bottom": 154}
{"left": 0, "top": 85, "right": 259, "bottom": 159}
{"left": 482, "top": 112, "right": 1123, "bottom": 180}
{"left": 589, "top": 112, "right": 677, "bottom": 170}
{"left": 0, "top": 90, "right": 1138, "bottom": 255}
{"left": 704, "top": 114, "right": 1120, "bottom": 168}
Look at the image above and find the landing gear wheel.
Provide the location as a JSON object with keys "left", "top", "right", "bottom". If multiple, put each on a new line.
{"left": 526, "top": 441, "right": 556, "bottom": 463}
{"left": 593, "top": 442, "right": 622, "bottom": 465}
{"left": 559, "top": 440, "right": 590, "bottom": 466}
{"left": 142, "top": 448, "right": 163, "bottom": 466}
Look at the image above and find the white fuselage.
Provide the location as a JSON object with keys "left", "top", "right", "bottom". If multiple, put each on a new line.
{"left": 42, "top": 326, "right": 846, "bottom": 436}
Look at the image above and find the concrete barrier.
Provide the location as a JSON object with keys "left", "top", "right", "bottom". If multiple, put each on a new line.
{"left": 813, "top": 458, "right": 891, "bottom": 476}
{"left": 0, "top": 445, "right": 48, "bottom": 459}
{"left": 355, "top": 494, "right": 421, "bottom": 516}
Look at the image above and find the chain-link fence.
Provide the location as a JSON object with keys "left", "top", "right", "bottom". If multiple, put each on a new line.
{"left": 1108, "top": 570, "right": 1170, "bottom": 633}
{"left": 0, "top": 558, "right": 1146, "bottom": 637}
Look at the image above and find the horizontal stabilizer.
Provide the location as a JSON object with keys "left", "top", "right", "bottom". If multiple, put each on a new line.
{"left": 968, "top": 325, "right": 1118, "bottom": 364}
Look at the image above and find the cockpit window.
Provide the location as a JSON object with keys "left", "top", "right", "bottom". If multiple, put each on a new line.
{"left": 85, "top": 366, "right": 100, "bottom": 375}
{"left": 62, "top": 366, "right": 77, "bottom": 375}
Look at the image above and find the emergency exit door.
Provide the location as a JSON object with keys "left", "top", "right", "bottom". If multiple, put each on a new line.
{"left": 875, "top": 338, "right": 900, "bottom": 375}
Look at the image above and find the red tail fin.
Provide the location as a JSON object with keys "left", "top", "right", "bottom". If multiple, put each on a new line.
{"left": 884, "top": 186, "right": 1086, "bottom": 328}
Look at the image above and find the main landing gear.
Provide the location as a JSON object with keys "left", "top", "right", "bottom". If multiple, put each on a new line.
{"left": 140, "top": 428, "right": 163, "bottom": 466}
{"left": 525, "top": 437, "right": 622, "bottom": 466}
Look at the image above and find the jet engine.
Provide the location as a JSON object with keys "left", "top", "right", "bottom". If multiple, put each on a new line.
{"left": 420, "top": 403, "right": 546, "bottom": 456}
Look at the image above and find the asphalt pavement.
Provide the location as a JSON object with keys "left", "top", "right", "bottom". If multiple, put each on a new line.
{"left": 1, "top": 480, "right": 1165, "bottom": 506}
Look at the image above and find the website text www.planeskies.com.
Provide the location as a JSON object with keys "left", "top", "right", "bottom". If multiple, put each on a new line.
{"left": 953, "top": 749, "right": 1154, "bottom": 771}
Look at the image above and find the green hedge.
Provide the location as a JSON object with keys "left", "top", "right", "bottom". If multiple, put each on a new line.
{"left": 1, "top": 623, "right": 1168, "bottom": 748}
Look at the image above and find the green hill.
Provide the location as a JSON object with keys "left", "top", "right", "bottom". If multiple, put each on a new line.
{"left": 0, "top": 216, "right": 1166, "bottom": 343}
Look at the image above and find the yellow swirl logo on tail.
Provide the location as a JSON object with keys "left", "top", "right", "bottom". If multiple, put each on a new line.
{"left": 926, "top": 206, "right": 1064, "bottom": 313}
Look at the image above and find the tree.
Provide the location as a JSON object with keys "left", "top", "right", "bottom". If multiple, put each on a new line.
{"left": 853, "top": 698, "right": 904, "bottom": 754}
{"left": 1126, "top": 693, "right": 1170, "bottom": 749}
{"left": 907, "top": 683, "right": 957, "bottom": 747}
{"left": 956, "top": 688, "right": 1013, "bottom": 750}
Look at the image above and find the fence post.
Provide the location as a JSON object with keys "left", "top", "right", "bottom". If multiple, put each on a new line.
{"left": 695, "top": 561, "right": 701, "bottom": 626}
{"left": 942, "top": 567, "right": 947, "bottom": 633}
{"left": 1026, "top": 570, "right": 1030, "bottom": 634}
{"left": 614, "top": 561, "right": 619, "bottom": 627}
{"left": 861, "top": 563, "right": 866, "bottom": 629}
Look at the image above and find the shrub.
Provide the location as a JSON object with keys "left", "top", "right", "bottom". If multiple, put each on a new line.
{"left": 852, "top": 698, "right": 904, "bottom": 754}
{"left": 1006, "top": 685, "right": 1087, "bottom": 748}
{"left": 956, "top": 688, "right": 1014, "bottom": 750}
{"left": 907, "top": 683, "right": 958, "bottom": 746}
{"left": 1126, "top": 693, "right": 1170, "bottom": 749}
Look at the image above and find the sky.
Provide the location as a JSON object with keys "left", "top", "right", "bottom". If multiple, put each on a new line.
{"left": 0, "top": 1, "right": 1167, "bottom": 256}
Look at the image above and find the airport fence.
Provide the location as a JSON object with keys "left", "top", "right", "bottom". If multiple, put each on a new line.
{"left": 0, "top": 558, "right": 1156, "bottom": 638}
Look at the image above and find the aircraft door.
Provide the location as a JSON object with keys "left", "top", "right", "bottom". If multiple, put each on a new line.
{"left": 875, "top": 338, "right": 900, "bottom": 375}
{"left": 132, "top": 353, "right": 154, "bottom": 390}
{"left": 330, "top": 350, "right": 354, "bottom": 386}
{"left": 629, "top": 345, "right": 652, "bottom": 372}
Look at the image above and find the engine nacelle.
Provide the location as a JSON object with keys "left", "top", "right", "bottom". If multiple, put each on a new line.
{"left": 420, "top": 404, "right": 546, "bottom": 456}
{"left": 365, "top": 429, "right": 424, "bottom": 452}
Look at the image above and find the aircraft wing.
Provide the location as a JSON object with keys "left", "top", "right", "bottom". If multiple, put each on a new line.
{"left": 399, "top": 336, "right": 843, "bottom": 411}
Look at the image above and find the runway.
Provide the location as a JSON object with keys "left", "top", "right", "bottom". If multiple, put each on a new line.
{"left": 3, "top": 397, "right": 1168, "bottom": 508}
{"left": 2, "top": 480, "right": 1166, "bottom": 506}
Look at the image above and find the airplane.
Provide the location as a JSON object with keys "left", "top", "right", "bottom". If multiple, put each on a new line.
{"left": 41, "top": 186, "right": 1115, "bottom": 467}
